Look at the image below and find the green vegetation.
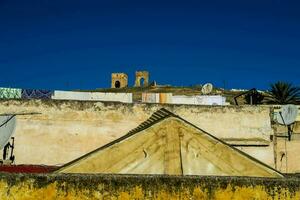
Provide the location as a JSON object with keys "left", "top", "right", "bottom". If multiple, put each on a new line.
{"left": 267, "top": 81, "right": 300, "bottom": 105}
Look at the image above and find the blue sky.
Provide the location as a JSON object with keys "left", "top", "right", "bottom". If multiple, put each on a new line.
{"left": 0, "top": 0, "right": 299, "bottom": 90}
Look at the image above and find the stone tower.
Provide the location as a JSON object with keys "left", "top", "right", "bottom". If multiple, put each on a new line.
{"left": 111, "top": 73, "right": 128, "bottom": 88}
{"left": 134, "top": 71, "right": 149, "bottom": 87}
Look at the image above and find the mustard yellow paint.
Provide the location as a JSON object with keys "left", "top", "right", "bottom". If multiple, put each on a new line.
{"left": 192, "top": 187, "right": 208, "bottom": 200}
{"left": 0, "top": 178, "right": 299, "bottom": 200}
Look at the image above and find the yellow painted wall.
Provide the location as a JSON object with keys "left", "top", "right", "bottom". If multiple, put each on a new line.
{"left": 0, "top": 174, "right": 299, "bottom": 200}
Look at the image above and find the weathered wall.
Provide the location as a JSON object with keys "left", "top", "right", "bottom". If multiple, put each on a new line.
{"left": 111, "top": 73, "right": 128, "bottom": 88}
{"left": 235, "top": 146, "right": 275, "bottom": 170}
{"left": 52, "top": 91, "right": 132, "bottom": 103}
{"left": 171, "top": 95, "right": 197, "bottom": 105}
{"left": 0, "top": 100, "right": 273, "bottom": 166}
{"left": 57, "top": 117, "right": 282, "bottom": 177}
{"left": 142, "top": 93, "right": 160, "bottom": 103}
{"left": 172, "top": 95, "right": 226, "bottom": 105}
{"left": 270, "top": 105, "right": 300, "bottom": 173}
{"left": 275, "top": 136, "right": 300, "bottom": 173}
{"left": 134, "top": 71, "right": 149, "bottom": 87}
{"left": 142, "top": 93, "right": 172, "bottom": 104}
{"left": 0, "top": 174, "right": 299, "bottom": 200}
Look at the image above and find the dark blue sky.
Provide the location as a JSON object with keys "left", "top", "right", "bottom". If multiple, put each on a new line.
{"left": 0, "top": 0, "right": 299, "bottom": 90}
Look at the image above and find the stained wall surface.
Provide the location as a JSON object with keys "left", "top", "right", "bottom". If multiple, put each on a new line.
{"left": 141, "top": 93, "right": 172, "bottom": 104}
{"left": 134, "top": 71, "right": 149, "bottom": 87}
{"left": 57, "top": 117, "right": 282, "bottom": 178}
{"left": 172, "top": 95, "right": 226, "bottom": 105}
{"left": 51, "top": 91, "right": 132, "bottom": 103}
{"left": 111, "top": 73, "right": 128, "bottom": 88}
{"left": 0, "top": 174, "right": 299, "bottom": 200}
{"left": 142, "top": 93, "right": 159, "bottom": 103}
{"left": 0, "top": 100, "right": 273, "bottom": 167}
{"left": 269, "top": 105, "right": 300, "bottom": 173}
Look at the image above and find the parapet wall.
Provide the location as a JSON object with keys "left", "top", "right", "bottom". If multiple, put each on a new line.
{"left": 0, "top": 173, "right": 299, "bottom": 199}
{"left": 0, "top": 100, "right": 273, "bottom": 166}
{"left": 52, "top": 91, "right": 132, "bottom": 103}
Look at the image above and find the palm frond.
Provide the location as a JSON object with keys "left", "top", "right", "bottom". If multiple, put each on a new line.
{"left": 268, "top": 81, "right": 300, "bottom": 104}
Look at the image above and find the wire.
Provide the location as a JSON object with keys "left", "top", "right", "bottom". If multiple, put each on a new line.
{"left": 0, "top": 112, "right": 41, "bottom": 116}
{"left": 0, "top": 115, "right": 16, "bottom": 128}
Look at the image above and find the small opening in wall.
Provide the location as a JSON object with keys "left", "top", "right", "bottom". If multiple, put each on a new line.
{"left": 115, "top": 81, "right": 121, "bottom": 88}
{"left": 140, "top": 78, "right": 145, "bottom": 86}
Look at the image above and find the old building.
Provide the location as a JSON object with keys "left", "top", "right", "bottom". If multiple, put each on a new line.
{"left": 111, "top": 73, "right": 128, "bottom": 88}
{"left": 56, "top": 108, "right": 282, "bottom": 177}
{"left": 134, "top": 71, "right": 149, "bottom": 87}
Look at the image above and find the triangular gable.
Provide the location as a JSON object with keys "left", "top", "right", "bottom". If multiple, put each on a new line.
{"left": 55, "top": 109, "right": 283, "bottom": 177}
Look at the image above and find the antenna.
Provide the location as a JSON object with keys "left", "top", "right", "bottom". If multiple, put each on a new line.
{"left": 201, "top": 83, "right": 213, "bottom": 95}
{"left": 276, "top": 105, "right": 298, "bottom": 126}
{"left": 275, "top": 104, "right": 298, "bottom": 141}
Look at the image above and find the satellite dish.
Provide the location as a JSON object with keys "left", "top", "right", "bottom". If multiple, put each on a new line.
{"left": 276, "top": 104, "right": 298, "bottom": 125}
{"left": 0, "top": 115, "right": 16, "bottom": 149}
{"left": 201, "top": 83, "right": 213, "bottom": 94}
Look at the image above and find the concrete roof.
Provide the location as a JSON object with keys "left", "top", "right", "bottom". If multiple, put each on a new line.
{"left": 55, "top": 108, "right": 283, "bottom": 177}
